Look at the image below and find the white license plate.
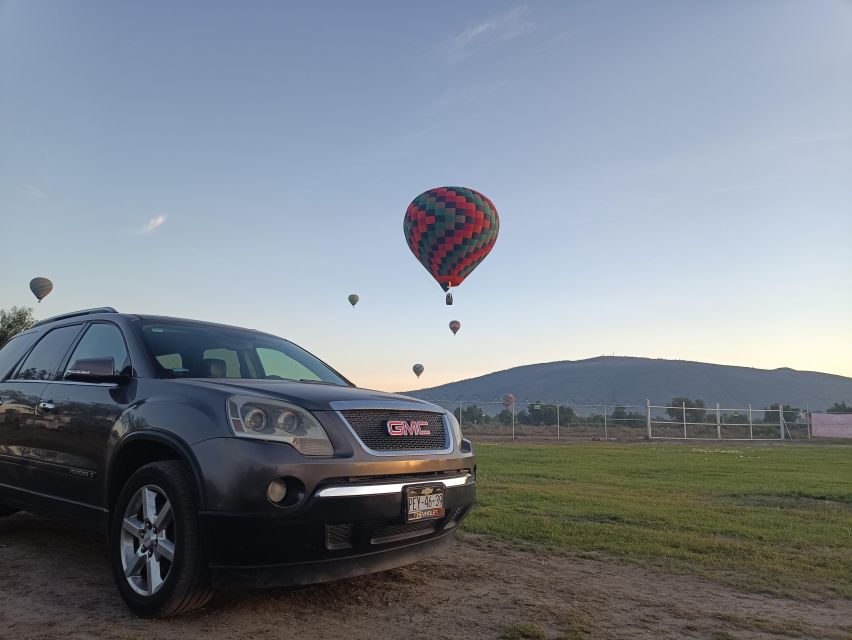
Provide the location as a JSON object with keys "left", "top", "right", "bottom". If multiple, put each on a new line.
{"left": 404, "top": 484, "right": 445, "bottom": 522}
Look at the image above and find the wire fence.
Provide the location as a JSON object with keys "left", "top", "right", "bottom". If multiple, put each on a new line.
{"left": 418, "top": 398, "right": 819, "bottom": 442}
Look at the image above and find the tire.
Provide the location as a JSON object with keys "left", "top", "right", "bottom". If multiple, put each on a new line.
{"left": 110, "top": 461, "right": 213, "bottom": 617}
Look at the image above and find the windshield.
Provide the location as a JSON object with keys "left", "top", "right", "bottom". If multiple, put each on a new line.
{"left": 137, "top": 321, "right": 350, "bottom": 385}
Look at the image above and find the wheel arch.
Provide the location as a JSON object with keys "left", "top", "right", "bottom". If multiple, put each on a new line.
{"left": 107, "top": 432, "right": 207, "bottom": 518}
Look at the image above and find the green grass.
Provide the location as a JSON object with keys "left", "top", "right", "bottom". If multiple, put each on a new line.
{"left": 464, "top": 442, "right": 852, "bottom": 598}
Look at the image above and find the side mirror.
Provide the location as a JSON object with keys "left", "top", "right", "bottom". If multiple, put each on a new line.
{"left": 64, "top": 357, "right": 129, "bottom": 384}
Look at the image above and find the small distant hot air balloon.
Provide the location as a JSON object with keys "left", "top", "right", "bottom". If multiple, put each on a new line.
{"left": 404, "top": 186, "right": 499, "bottom": 305}
{"left": 347, "top": 294, "right": 360, "bottom": 308}
{"left": 502, "top": 393, "right": 516, "bottom": 409}
{"left": 29, "top": 277, "right": 53, "bottom": 303}
{"left": 449, "top": 320, "right": 460, "bottom": 336}
{"left": 412, "top": 364, "right": 424, "bottom": 378}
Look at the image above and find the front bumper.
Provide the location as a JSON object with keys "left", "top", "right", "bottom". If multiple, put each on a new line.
{"left": 203, "top": 486, "right": 473, "bottom": 589}
{"left": 192, "top": 431, "right": 476, "bottom": 588}
{"left": 208, "top": 527, "right": 459, "bottom": 589}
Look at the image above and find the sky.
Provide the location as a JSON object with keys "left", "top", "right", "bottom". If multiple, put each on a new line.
{"left": 1, "top": 0, "right": 851, "bottom": 391}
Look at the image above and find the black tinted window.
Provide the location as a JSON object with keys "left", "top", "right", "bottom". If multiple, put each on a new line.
{"left": 65, "top": 323, "right": 130, "bottom": 376}
{"left": 13, "top": 325, "right": 83, "bottom": 381}
{"left": 0, "top": 333, "right": 38, "bottom": 380}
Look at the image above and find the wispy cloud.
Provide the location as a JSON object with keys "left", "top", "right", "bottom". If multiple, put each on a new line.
{"left": 141, "top": 214, "right": 167, "bottom": 234}
{"left": 440, "top": 5, "right": 533, "bottom": 61}
{"left": 25, "top": 185, "right": 46, "bottom": 199}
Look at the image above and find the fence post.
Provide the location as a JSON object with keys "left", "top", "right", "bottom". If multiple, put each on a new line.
{"left": 716, "top": 403, "right": 721, "bottom": 440}
{"left": 458, "top": 400, "right": 463, "bottom": 430}
{"left": 806, "top": 404, "right": 811, "bottom": 440}
{"left": 646, "top": 400, "right": 652, "bottom": 439}
{"left": 603, "top": 405, "right": 608, "bottom": 441}
{"left": 556, "top": 404, "right": 560, "bottom": 440}
{"left": 682, "top": 401, "right": 687, "bottom": 439}
{"left": 512, "top": 403, "right": 515, "bottom": 441}
{"left": 748, "top": 404, "right": 753, "bottom": 440}
{"left": 779, "top": 403, "right": 784, "bottom": 440}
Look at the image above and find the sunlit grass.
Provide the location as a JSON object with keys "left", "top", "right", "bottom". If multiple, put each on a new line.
{"left": 465, "top": 442, "right": 852, "bottom": 598}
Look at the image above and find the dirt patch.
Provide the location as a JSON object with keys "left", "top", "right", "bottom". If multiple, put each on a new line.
{"left": 1, "top": 513, "right": 849, "bottom": 640}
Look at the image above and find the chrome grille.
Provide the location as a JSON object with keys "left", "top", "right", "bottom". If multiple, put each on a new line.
{"left": 340, "top": 410, "right": 448, "bottom": 452}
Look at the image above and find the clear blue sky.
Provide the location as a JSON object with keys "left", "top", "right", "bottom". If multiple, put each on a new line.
{"left": 2, "top": 1, "right": 850, "bottom": 390}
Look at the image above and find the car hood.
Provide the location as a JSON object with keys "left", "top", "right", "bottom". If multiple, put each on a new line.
{"left": 172, "top": 378, "right": 444, "bottom": 412}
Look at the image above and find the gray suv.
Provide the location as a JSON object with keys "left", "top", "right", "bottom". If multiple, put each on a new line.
{"left": 0, "top": 308, "right": 475, "bottom": 617}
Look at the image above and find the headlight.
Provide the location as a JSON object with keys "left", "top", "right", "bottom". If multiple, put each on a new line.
{"left": 445, "top": 410, "right": 463, "bottom": 445}
{"left": 227, "top": 396, "right": 333, "bottom": 456}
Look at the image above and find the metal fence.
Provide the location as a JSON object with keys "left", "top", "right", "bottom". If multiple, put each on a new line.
{"left": 419, "top": 398, "right": 814, "bottom": 442}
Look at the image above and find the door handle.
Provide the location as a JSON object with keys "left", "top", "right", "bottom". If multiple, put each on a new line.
{"left": 38, "top": 402, "right": 56, "bottom": 413}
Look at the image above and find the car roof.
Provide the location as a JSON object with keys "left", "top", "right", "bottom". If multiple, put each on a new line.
{"left": 34, "top": 308, "right": 270, "bottom": 337}
{"left": 131, "top": 314, "right": 270, "bottom": 335}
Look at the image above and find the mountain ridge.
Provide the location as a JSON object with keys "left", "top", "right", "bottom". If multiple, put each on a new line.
{"left": 402, "top": 356, "right": 852, "bottom": 409}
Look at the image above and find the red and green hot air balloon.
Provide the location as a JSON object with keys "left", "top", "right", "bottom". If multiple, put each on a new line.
{"left": 404, "top": 186, "right": 499, "bottom": 305}
{"left": 449, "top": 320, "right": 460, "bottom": 336}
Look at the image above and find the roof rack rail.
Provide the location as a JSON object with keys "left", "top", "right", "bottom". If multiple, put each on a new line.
{"left": 32, "top": 307, "right": 119, "bottom": 328}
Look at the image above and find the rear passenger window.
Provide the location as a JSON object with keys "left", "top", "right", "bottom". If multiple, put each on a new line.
{"left": 13, "top": 325, "right": 83, "bottom": 381}
{"left": 0, "top": 333, "right": 38, "bottom": 380}
{"left": 64, "top": 323, "right": 130, "bottom": 376}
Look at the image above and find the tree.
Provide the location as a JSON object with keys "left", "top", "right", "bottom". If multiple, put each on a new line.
{"left": 459, "top": 404, "right": 486, "bottom": 425}
{"left": 762, "top": 403, "right": 801, "bottom": 424}
{"left": 722, "top": 412, "right": 749, "bottom": 425}
{"left": 496, "top": 409, "right": 513, "bottom": 426}
{"left": 0, "top": 306, "right": 37, "bottom": 349}
{"left": 827, "top": 402, "right": 851, "bottom": 413}
{"left": 665, "top": 397, "right": 707, "bottom": 424}
{"left": 526, "top": 402, "right": 558, "bottom": 426}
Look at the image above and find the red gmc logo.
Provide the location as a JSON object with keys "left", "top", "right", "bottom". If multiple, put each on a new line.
{"left": 387, "top": 420, "right": 431, "bottom": 436}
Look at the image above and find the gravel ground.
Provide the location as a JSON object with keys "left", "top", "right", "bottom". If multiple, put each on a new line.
{"left": 1, "top": 512, "right": 849, "bottom": 640}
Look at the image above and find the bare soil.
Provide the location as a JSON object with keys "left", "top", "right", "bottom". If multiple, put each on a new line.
{"left": 1, "top": 512, "right": 849, "bottom": 640}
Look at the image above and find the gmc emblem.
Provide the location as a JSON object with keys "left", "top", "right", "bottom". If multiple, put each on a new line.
{"left": 387, "top": 420, "right": 431, "bottom": 436}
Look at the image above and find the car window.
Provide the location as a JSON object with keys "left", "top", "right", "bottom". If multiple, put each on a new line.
{"left": 13, "top": 325, "right": 83, "bottom": 381}
{"left": 156, "top": 353, "right": 183, "bottom": 370}
{"left": 257, "top": 348, "right": 321, "bottom": 381}
{"left": 0, "top": 333, "right": 39, "bottom": 380}
{"left": 64, "top": 323, "right": 130, "bottom": 377}
{"left": 202, "top": 348, "right": 241, "bottom": 378}
{"left": 137, "top": 321, "right": 348, "bottom": 385}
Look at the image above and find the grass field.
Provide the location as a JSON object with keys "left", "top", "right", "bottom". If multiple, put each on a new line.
{"left": 465, "top": 442, "right": 852, "bottom": 599}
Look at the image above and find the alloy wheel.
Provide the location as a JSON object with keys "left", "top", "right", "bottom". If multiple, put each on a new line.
{"left": 119, "top": 485, "right": 176, "bottom": 596}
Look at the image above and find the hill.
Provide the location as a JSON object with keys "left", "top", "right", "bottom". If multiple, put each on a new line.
{"left": 403, "top": 357, "right": 852, "bottom": 410}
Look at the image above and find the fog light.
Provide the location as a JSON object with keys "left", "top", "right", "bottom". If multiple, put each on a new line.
{"left": 267, "top": 479, "right": 287, "bottom": 503}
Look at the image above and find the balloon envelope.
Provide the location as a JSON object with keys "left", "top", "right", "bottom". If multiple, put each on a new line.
{"left": 449, "top": 320, "right": 460, "bottom": 335}
{"left": 347, "top": 294, "right": 360, "bottom": 307}
{"left": 412, "top": 364, "right": 424, "bottom": 378}
{"left": 404, "top": 186, "right": 499, "bottom": 292}
{"left": 29, "top": 277, "right": 53, "bottom": 302}
{"left": 502, "top": 393, "right": 516, "bottom": 409}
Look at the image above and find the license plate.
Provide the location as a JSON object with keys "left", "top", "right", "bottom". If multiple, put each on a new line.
{"left": 404, "top": 484, "right": 445, "bottom": 523}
